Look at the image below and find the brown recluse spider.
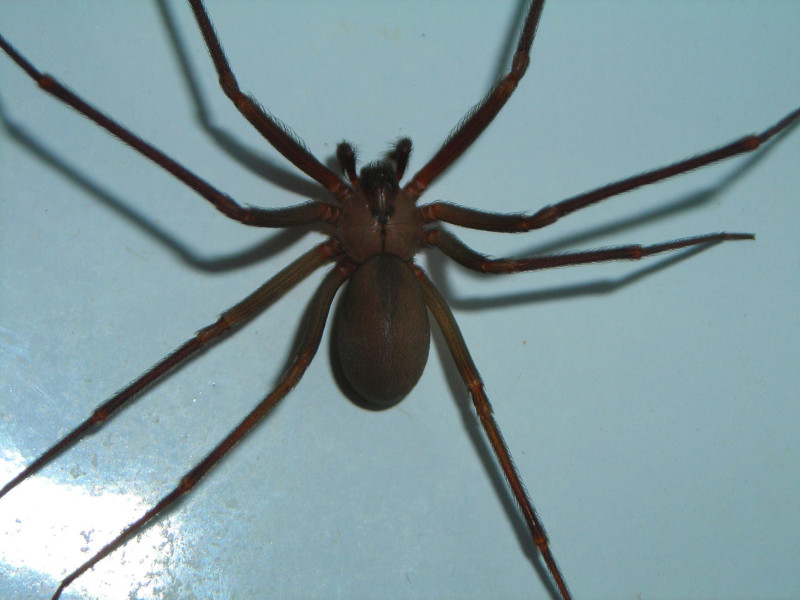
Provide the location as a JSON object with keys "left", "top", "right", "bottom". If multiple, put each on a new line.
{"left": 1, "top": 1, "right": 799, "bottom": 598}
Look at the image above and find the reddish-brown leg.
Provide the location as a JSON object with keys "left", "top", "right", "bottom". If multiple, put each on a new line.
{"left": 420, "top": 105, "right": 800, "bottom": 232}
{"left": 0, "top": 32, "right": 339, "bottom": 228}
{"left": 188, "top": 0, "right": 350, "bottom": 202}
{"left": 425, "top": 228, "right": 753, "bottom": 274}
{"left": 0, "top": 239, "right": 341, "bottom": 502}
{"left": 405, "top": 0, "right": 547, "bottom": 199}
{"left": 414, "top": 265, "right": 572, "bottom": 600}
{"left": 50, "top": 257, "right": 355, "bottom": 600}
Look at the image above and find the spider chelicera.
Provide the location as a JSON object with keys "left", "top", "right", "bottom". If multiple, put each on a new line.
{"left": 1, "top": 2, "right": 799, "bottom": 599}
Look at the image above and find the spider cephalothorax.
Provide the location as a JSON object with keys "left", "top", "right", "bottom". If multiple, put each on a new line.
{"left": 335, "top": 138, "right": 424, "bottom": 262}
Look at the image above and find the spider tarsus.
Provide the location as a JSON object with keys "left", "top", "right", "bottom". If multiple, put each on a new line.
{"left": 388, "top": 137, "right": 413, "bottom": 180}
{"left": 724, "top": 232, "right": 756, "bottom": 241}
{"left": 52, "top": 579, "right": 69, "bottom": 600}
{"left": 337, "top": 141, "right": 359, "bottom": 184}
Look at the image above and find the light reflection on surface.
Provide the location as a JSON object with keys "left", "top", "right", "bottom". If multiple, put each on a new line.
{"left": 0, "top": 453, "right": 183, "bottom": 600}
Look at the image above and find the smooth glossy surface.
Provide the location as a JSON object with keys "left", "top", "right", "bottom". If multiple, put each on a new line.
{"left": 1, "top": 2, "right": 798, "bottom": 599}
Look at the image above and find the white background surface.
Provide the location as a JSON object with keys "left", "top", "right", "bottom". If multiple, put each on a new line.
{"left": 1, "top": 2, "right": 798, "bottom": 599}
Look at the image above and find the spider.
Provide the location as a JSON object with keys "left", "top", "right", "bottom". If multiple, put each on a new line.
{"left": 1, "top": 1, "right": 800, "bottom": 600}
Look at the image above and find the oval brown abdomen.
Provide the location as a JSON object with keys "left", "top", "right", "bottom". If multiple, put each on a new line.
{"left": 336, "top": 254, "right": 430, "bottom": 408}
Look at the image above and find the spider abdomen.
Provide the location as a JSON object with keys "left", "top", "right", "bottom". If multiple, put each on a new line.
{"left": 336, "top": 254, "right": 430, "bottom": 408}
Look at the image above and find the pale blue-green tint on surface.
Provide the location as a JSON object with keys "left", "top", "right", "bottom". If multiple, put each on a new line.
{"left": 1, "top": 1, "right": 798, "bottom": 599}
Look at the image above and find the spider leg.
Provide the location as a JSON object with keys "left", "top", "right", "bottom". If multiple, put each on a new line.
{"left": 405, "top": 0, "right": 547, "bottom": 199}
{"left": 0, "top": 240, "right": 341, "bottom": 502}
{"left": 414, "top": 265, "right": 572, "bottom": 600}
{"left": 188, "top": 0, "right": 350, "bottom": 202}
{"left": 0, "top": 32, "right": 336, "bottom": 228}
{"left": 425, "top": 228, "right": 752, "bottom": 274}
{"left": 420, "top": 106, "right": 800, "bottom": 232}
{"left": 49, "top": 256, "right": 354, "bottom": 600}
